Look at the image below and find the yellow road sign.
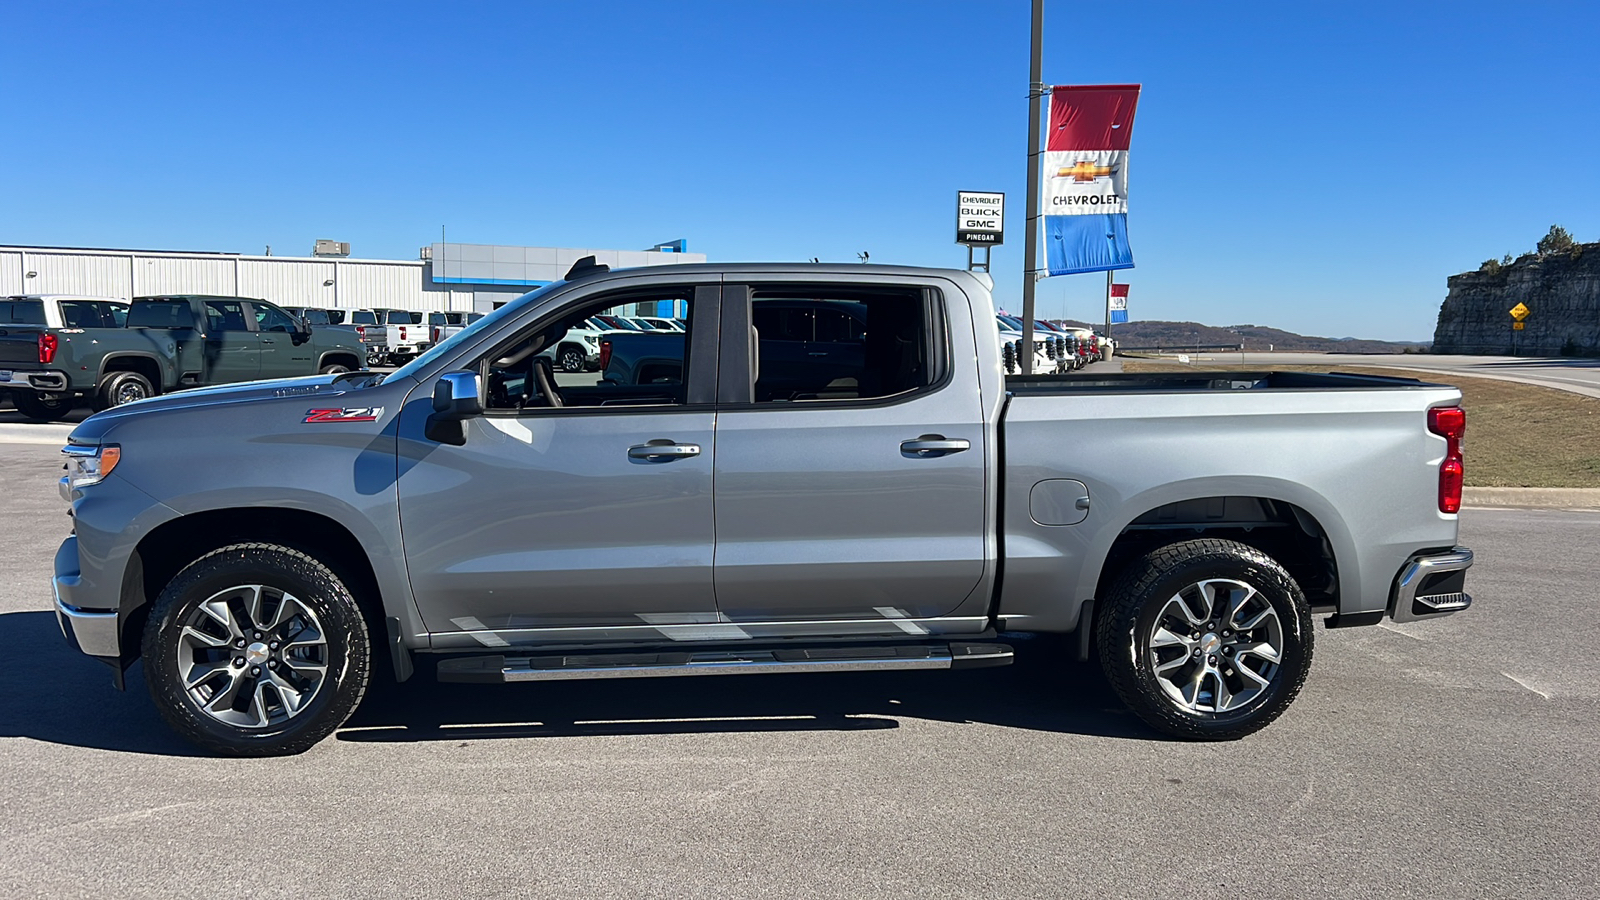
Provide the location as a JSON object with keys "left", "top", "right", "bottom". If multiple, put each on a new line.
{"left": 1510, "top": 302, "right": 1530, "bottom": 321}
{"left": 1513, "top": 321, "right": 1526, "bottom": 330}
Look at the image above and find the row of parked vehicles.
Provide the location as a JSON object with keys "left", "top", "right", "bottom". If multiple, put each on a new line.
{"left": 0, "top": 293, "right": 503, "bottom": 420}
{"left": 995, "top": 314, "right": 1113, "bottom": 374}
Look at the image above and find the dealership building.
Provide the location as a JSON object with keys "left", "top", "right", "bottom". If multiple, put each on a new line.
{"left": 0, "top": 239, "right": 705, "bottom": 314}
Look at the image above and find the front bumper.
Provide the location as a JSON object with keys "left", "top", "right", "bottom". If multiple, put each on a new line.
{"left": 1389, "top": 547, "right": 1474, "bottom": 623}
{"left": 53, "top": 536, "right": 120, "bottom": 658}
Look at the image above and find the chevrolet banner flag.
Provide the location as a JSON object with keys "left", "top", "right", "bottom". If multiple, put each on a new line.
{"left": 1044, "top": 84, "right": 1141, "bottom": 276}
{"left": 1109, "top": 283, "right": 1129, "bottom": 324}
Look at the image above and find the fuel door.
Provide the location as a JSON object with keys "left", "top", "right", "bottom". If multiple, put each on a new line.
{"left": 1030, "top": 479, "right": 1091, "bottom": 526}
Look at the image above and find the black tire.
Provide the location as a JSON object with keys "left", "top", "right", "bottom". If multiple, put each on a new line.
{"left": 142, "top": 543, "right": 371, "bottom": 757}
{"left": 558, "top": 345, "right": 585, "bottom": 373}
{"left": 97, "top": 371, "right": 156, "bottom": 410}
{"left": 320, "top": 362, "right": 352, "bottom": 375}
{"left": 1096, "top": 538, "right": 1313, "bottom": 740}
{"left": 12, "top": 391, "right": 73, "bottom": 421}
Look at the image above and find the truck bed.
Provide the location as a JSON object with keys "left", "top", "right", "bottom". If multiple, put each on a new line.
{"left": 1005, "top": 369, "right": 1442, "bottom": 395}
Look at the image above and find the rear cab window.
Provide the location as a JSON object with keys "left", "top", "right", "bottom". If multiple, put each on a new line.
{"left": 0, "top": 300, "right": 47, "bottom": 324}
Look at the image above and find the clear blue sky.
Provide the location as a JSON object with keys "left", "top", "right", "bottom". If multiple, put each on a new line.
{"left": 4, "top": 1, "right": 1597, "bottom": 341}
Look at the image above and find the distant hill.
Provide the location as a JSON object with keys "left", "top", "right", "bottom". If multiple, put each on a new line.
{"left": 1049, "top": 319, "right": 1430, "bottom": 354}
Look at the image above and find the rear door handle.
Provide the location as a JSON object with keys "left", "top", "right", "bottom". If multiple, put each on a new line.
{"left": 900, "top": 436, "right": 971, "bottom": 457}
{"left": 628, "top": 441, "right": 701, "bottom": 461}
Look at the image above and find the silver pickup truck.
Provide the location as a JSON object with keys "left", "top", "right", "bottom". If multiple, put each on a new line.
{"left": 52, "top": 261, "right": 1473, "bottom": 756}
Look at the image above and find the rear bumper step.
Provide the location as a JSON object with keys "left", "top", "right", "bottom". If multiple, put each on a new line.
{"left": 1390, "top": 547, "right": 1474, "bottom": 623}
{"left": 436, "top": 642, "right": 1013, "bottom": 684}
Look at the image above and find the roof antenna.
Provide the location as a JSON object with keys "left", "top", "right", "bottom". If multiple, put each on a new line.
{"left": 565, "top": 255, "right": 610, "bottom": 280}
{"left": 856, "top": 251, "right": 870, "bottom": 263}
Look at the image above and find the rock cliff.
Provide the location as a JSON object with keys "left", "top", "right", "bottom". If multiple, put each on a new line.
{"left": 1433, "top": 243, "right": 1600, "bottom": 355}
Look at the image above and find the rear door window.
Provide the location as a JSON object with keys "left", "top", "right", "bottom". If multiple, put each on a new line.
{"left": 59, "top": 301, "right": 103, "bottom": 328}
{"left": 101, "top": 303, "right": 129, "bottom": 327}
{"left": 204, "top": 300, "right": 251, "bottom": 332}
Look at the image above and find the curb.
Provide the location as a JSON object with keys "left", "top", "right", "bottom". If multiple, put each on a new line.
{"left": 1462, "top": 487, "right": 1600, "bottom": 510}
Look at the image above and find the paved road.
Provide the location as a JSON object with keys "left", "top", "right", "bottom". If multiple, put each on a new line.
{"left": 1135, "top": 352, "right": 1600, "bottom": 398}
{"left": 0, "top": 442, "right": 1594, "bottom": 897}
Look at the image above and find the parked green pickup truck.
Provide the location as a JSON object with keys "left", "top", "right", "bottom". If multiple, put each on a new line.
{"left": 0, "top": 294, "right": 366, "bottom": 420}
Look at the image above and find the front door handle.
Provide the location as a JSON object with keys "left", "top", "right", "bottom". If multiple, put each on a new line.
{"left": 628, "top": 441, "right": 701, "bottom": 462}
{"left": 900, "top": 436, "right": 971, "bottom": 457}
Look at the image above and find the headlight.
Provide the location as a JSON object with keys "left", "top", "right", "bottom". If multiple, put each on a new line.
{"left": 583, "top": 335, "right": 599, "bottom": 347}
{"left": 61, "top": 444, "right": 122, "bottom": 494}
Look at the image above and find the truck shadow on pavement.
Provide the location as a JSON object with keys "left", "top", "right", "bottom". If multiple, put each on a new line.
{"left": 338, "top": 636, "right": 1153, "bottom": 745}
{"left": 0, "top": 611, "right": 1153, "bottom": 754}
{"left": 0, "top": 611, "right": 201, "bottom": 756}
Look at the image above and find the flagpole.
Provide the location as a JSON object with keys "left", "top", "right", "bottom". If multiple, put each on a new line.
{"left": 1105, "top": 270, "right": 1113, "bottom": 341}
{"left": 1020, "top": 0, "right": 1044, "bottom": 375}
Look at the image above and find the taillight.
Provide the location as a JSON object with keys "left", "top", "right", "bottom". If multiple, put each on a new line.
{"left": 38, "top": 333, "right": 58, "bottom": 364}
{"left": 599, "top": 339, "right": 613, "bottom": 370}
{"left": 433, "top": 326, "right": 441, "bottom": 343}
{"left": 1428, "top": 406, "right": 1466, "bottom": 513}
{"left": 355, "top": 325, "right": 366, "bottom": 338}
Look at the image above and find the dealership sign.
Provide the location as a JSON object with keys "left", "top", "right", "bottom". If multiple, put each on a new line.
{"left": 956, "top": 192, "right": 1005, "bottom": 245}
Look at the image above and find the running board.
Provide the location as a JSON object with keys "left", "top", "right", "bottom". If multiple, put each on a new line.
{"left": 436, "top": 642, "right": 1013, "bottom": 684}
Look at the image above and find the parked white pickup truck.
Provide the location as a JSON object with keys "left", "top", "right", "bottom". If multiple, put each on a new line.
{"left": 53, "top": 260, "right": 1472, "bottom": 756}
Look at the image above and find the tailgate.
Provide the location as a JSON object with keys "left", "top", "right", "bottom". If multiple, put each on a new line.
{"left": 0, "top": 328, "right": 45, "bottom": 367}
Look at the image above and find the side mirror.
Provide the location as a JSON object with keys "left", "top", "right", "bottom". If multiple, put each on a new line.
{"left": 425, "top": 371, "right": 482, "bottom": 445}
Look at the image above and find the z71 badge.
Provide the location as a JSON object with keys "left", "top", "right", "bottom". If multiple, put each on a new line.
{"left": 303, "top": 407, "right": 384, "bottom": 423}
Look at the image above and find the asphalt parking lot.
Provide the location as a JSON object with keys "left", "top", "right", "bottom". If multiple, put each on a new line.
{"left": 1, "top": 437, "right": 1596, "bottom": 899}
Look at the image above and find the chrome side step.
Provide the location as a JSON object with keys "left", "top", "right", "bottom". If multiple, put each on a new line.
{"left": 436, "top": 642, "right": 1013, "bottom": 684}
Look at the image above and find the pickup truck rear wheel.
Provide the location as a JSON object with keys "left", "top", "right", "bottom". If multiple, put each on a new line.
{"left": 320, "top": 363, "right": 351, "bottom": 375}
{"left": 1097, "top": 539, "right": 1313, "bottom": 740}
{"left": 12, "top": 392, "right": 73, "bottom": 421}
{"left": 97, "top": 371, "right": 155, "bottom": 410}
{"left": 141, "top": 543, "right": 371, "bottom": 757}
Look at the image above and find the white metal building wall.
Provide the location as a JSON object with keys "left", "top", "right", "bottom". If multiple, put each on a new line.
{"left": 0, "top": 251, "right": 23, "bottom": 295}
{"left": 28, "top": 250, "right": 129, "bottom": 298}
{"left": 137, "top": 256, "right": 237, "bottom": 296}
{"left": 237, "top": 258, "right": 338, "bottom": 308}
{"left": 334, "top": 261, "right": 423, "bottom": 310}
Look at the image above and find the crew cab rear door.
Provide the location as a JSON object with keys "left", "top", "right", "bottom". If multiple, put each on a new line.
{"left": 199, "top": 298, "right": 261, "bottom": 383}
{"left": 711, "top": 281, "right": 988, "bottom": 625}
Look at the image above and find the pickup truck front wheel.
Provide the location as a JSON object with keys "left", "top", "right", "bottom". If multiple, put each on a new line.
{"left": 1097, "top": 539, "right": 1313, "bottom": 740}
{"left": 141, "top": 543, "right": 371, "bottom": 757}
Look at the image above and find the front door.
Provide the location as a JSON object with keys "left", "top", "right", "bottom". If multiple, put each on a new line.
{"left": 200, "top": 299, "right": 260, "bottom": 383}
{"left": 712, "top": 283, "right": 989, "bottom": 624}
{"left": 251, "top": 301, "right": 316, "bottom": 378}
{"left": 397, "top": 283, "right": 721, "bottom": 646}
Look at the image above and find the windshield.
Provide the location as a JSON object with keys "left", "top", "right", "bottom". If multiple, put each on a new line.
{"left": 391, "top": 281, "right": 568, "bottom": 380}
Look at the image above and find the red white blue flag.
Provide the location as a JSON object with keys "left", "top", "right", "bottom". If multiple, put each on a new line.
{"left": 1044, "top": 84, "right": 1141, "bottom": 275}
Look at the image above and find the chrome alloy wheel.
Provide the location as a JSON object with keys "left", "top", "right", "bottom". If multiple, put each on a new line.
{"left": 1148, "top": 578, "right": 1283, "bottom": 714}
{"left": 176, "top": 584, "right": 329, "bottom": 729}
{"left": 115, "top": 381, "right": 149, "bottom": 405}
